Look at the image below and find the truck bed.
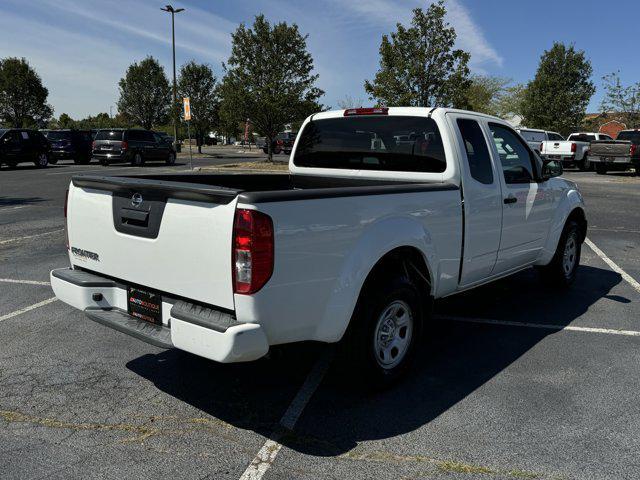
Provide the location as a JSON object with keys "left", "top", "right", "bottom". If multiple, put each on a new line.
{"left": 72, "top": 173, "right": 457, "bottom": 204}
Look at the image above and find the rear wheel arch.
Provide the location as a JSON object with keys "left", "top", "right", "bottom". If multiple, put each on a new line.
{"left": 566, "top": 207, "right": 587, "bottom": 243}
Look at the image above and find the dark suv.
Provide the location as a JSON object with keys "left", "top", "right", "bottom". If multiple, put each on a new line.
{"left": 43, "top": 129, "right": 92, "bottom": 164}
{"left": 0, "top": 128, "right": 51, "bottom": 169}
{"left": 262, "top": 132, "right": 296, "bottom": 155}
{"left": 92, "top": 129, "right": 177, "bottom": 166}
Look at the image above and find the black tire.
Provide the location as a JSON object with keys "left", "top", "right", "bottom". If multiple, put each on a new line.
{"left": 595, "top": 164, "right": 608, "bottom": 175}
{"left": 48, "top": 158, "right": 58, "bottom": 165}
{"left": 166, "top": 152, "right": 176, "bottom": 165}
{"left": 578, "top": 155, "right": 591, "bottom": 171}
{"left": 34, "top": 152, "right": 49, "bottom": 168}
{"left": 341, "top": 275, "right": 424, "bottom": 389}
{"left": 537, "top": 220, "right": 581, "bottom": 288}
{"left": 131, "top": 152, "right": 144, "bottom": 167}
{"left": 74, "top": 156, "right": 90, "bottom": 165}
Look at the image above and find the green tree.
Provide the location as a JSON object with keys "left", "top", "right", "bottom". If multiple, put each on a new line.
{"left": 0, "top": 57, "right": 52, "bottom": 127}
{"left": 219, "top": 15, "right": 324, "bottom": 160}
{"left": 495, "top": 84, "right": 527, "bottom": 119}
{"left": 364, "top": 1, "right": 470, "bottom": 108}
{"left": 58, "top": 113, "right": 76, "bottom": 129}
{"left": 521, "top": 42, "right": 595, "bottom": 135}
{"left": 117, "top": 56, "right": 170, "bottom": 130}
{"left": 599, "top": 72, "right": 640, "bottom": 127}
{"left": 464, "top": 75, "right": 511, "bottom": 116}
{"left": 178, "top": 61, "right": 219, "bottom": 153}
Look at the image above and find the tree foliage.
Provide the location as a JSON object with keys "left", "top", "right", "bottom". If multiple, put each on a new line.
{"left": 364, "top": 1, "right": 470, "bottom": 108}
{"left": 178, "top": 61, "right": 219, "bottom": 153}
{"left": 117, "top": 56, "right": 170, "bottom": 130}
{"left": 599, "top": 72, "right": 640, "bottom": 127}
{"left": 0, "top": 57, "right": 52, "bottom": 127}
{"left": 521, "top": 42, "right": 595, "bottom": 135}
{"left": 219, "top": 15, "right": 324, "bottom": 160}
{"left": 464, "top": 75, "right": 511, "bottom": 116}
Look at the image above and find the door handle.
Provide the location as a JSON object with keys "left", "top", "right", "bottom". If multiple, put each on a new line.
{"left": 504, "top": 196, "right": 517, "bottom": 204}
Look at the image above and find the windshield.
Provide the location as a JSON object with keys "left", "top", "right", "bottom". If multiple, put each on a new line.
{"left": 518, "top": 130, "right": 546, "bottom": 142}
{"left": 293, "top": 116, "right": 446, "bottom": 173}
{"left": 616, "top": 131, "right": 640, "bottom": 144}
{"left": 0, "top": 129, "right": 7, "bottom": 137}
{"left": 95, "top": 130, "right": 124, "bottom": 141}
{"left": 45, "top": 131, "right": 72, "bottom": 141}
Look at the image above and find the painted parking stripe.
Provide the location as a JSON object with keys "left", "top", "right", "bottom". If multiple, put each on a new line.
{"left": 0, "top": 206, "right": 29, "bottom": 213}
{"left": 238, "top": 348, "right": 333, "bottom": 480}
{"left": 0, "top": 297, "right": 58, "bottom": 323}
{"left": 585, "top": 237, "right": 640, "bottom": 294}
{"left": 440, "top": 315, "right": 640, "bottom": 337}
{"left": 0, "top": 228, "right": 64, "bottom": 245}
{"left": 0, "top": 278, "right": 50, "bottom": 286}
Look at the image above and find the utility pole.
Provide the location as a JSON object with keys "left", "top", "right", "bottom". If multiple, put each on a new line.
{"left": 161, "top": 5, "right": 184, "bottom": 149}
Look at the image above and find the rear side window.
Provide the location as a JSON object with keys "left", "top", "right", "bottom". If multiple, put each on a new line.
{"left": 490, "top": 123, "right": 535, "bottom": 184}
{"left": 518, "top": 130, "right": 546, "bottom": 142}
{"left": 95, "top": 130, "right": 123, "bottom": 141}
{"left": 293, "top": 116, "right": 446, "bottom": 173}
{"left": 616, "top": 131, "right": 640, "bottom": 144}
{"left": 456, "top": 119, "right": 493, "bottom": 184}
{"left": 548, "top": 133, "right": 564, "bottom": 141}
{"left": 600, "top": 134, "right": 613, "bottom": 140}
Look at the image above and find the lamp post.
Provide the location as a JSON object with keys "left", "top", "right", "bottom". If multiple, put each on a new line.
{"left": 161, "top": 4, "right": 184, "bottom": 148}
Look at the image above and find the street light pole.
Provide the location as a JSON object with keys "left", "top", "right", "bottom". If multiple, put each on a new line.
{"left": 161, "top": 5, "right": 184, "bottom": 149}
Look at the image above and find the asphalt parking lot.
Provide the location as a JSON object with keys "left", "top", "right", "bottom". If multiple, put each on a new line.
{"left": 1, "top": 161, "right": 639, "bottom": 479}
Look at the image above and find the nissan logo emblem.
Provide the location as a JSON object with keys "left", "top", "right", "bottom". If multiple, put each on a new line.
{"left": 131, "top": 193, "right": 143, "bottom": 207}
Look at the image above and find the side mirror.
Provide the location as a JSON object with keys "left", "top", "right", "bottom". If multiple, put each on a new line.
{"left": 542, "top": 158, "right": 563, "bottom": 179}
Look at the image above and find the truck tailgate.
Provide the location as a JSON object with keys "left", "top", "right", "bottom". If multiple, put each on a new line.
{"left": 542, "top": 141, "right": 574, "bottom": 155}
{"left": 67, "top": 175, "right": 239, "bottom": 310}
{"left": 590, "top": 141, "right": 631, "bottom": 157}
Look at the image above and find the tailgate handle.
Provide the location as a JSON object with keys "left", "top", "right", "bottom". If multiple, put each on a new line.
{"left": 120, "top": 208, "right": 149, "bottom": 227}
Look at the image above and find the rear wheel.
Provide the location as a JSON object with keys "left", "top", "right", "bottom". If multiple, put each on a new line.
{"left": 578, "top": 154, "right": 591, "bottom": 171}
{"left": 34, "top": 153, "right": 49, "bottom": 168}
{"left": 538, "top": 220, "right": 581, "bottom": 287}
{"left": 341, "top": 275, "right": 424, "bottom": 389}
{"left": 166, "top": 152, "right": 176, "bottom": 165}
{"left": 595, "top": 164, "right": 608, "bottom": 175}
{"left": 131, "top": 152, "right": 144, "bottom": 167}
{"left": 48, "top": 157, "right": 58, "bottom": 165}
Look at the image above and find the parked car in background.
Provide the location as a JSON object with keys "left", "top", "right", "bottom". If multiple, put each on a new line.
{"left": 589, "top": 129, "right": 640, "bottom": 175}
{"left": 52, "top": 107, "right": 586, "bottom": 386}
{"left": 262, "top": 132, "right": 296, "bottom": 154}
{"left": 43, "top": 129, "right": 92, "bottom": 164}
{"left": 153, "top": 131, "right": 174, "bottom": 146}
{"left": 92, "top": 129, "right": 177, "bottom": 166}
{"left": 516, "top": 128, "right": 563, "bottom": 152}
{"left": 0, "top": 128, "right": 51, "bottom": 169}
{"left": 540, "top": 132, "right": 612, "bottom": 171}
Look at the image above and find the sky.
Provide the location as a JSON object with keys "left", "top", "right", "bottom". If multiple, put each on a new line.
{"left": 1, "top": 0, "right": 638, "bottom": 119}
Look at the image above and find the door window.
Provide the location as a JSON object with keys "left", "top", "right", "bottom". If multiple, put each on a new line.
{"left": 489, "top": 123, "right": 536, "bottom": 184}
{"left": 456, "top": 119, "right": 493, "bottom": 184}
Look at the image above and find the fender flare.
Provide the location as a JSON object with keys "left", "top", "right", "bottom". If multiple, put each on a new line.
{"left": 537, "top": 187, "right": 586, "bottom": 266}
{"left": 312, "top": 215, "right": 437, "bottom": 342}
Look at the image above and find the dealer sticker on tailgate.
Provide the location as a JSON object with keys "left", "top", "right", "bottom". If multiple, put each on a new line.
{"left": 127, "top": 287, "right": 163, "bottom": 325}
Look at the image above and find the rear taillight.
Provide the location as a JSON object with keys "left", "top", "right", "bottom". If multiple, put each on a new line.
{"left": 540, "top": 142, "right": 544, "bottom": 152}
{"left": 344, "top": 107, "right": 389, "bottom": 116}
{"left": 64, "top": 189, "right": 69, "bottom": 250}
{"left": 121, "top": 141, "right": 128, "bottom": 150}
{"left": 571, "top": 142, "right": 577, "bottom": 153}
{"left": 232, "top": 209, "right": 274, "bottom": 294}
{"left": 631, "top": 144, "right": 637, "bottom": 156}
{"left": 91, "top": 141, "right": 96, "bottom": 150}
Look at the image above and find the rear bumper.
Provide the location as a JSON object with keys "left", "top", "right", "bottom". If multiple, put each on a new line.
{"left": 50, "top": 268, "right": 269, "bottom": 363}
{"left": 92, "top": 151, "right": 129, "bottom": 162}
{"left": 589, "top": 155, "right": 632, "bottom": 165}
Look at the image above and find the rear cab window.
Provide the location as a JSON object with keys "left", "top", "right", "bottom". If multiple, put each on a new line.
{"left": 293, "top": 116, "right": 446, "bottom": 173}
{"left": 616, "top": 131, "right": 640, "bottom": 144}
{"left": 568, "top": 134, "right": 596, "bottom": 142}
{"left": 518, "top": 130, "right": 546, "bottom": 142}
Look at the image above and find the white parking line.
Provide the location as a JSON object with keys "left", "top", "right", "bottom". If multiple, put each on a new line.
{"left": 0, "top": 206, "right": 29, "bottom": 214}
{"left": 0, "top": 297, "right": 58, "bottom": 323}
{"left": 238, "top": 348, "right": 333, "bottom": 480}
{"left": 0, "top": 228, "right": 64, "bottom": 245}
{"left": 0, "top": 278, "right": 50, "bottom": 286}
{"left": 441, "top": 315, "right": 640, "bottom": 337}
{"left": 585, "top": 237, "right": 640, "bottom": 294}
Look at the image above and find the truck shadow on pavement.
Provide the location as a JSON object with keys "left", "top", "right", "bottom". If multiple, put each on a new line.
{"left": 0, "top": 196, "right": 44, "bottom": 207}
{"left": 127, "top": 264, "right": 624, "bottom": 457}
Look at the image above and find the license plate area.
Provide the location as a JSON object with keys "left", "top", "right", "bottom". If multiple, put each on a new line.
{"left": 127, "top": 287, "right": 163, "bottom": 325}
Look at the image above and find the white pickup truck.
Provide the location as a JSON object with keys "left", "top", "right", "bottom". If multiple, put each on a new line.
{"left": 51, "top": 107, "right": 587, "bottom": 386}
{"left": 541, "top": 132, "right": 613, "bottom": 171}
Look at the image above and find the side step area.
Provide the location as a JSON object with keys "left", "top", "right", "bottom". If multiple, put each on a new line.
{"left": 85, "top": 308, "right": 173, "bottom": 349}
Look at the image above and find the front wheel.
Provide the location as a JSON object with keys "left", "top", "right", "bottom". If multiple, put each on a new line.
{"left": 537, "top": 220, "right": 582, "bottom": 287}
{"left": 341, "top": 276, "right": 424, "bottom": 388}
{"left": 166, "top": 152, "right": 176, "bottom": 165}
{"left": 595, "top": 164, "right": 608, "bottom": 175}
{"left": 131, "top": 152, "right": 144, "bottom": 167}
{"left": 34, "top": 153, "right": 49, "bottom": 168}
